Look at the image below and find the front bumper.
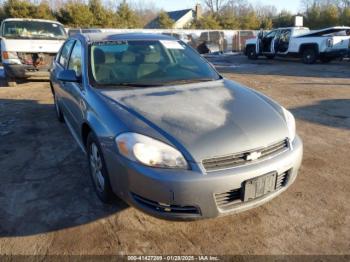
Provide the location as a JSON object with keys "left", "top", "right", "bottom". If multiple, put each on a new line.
{"left": 3, "top": 63, "right": 50, "bottom": 79}
{"left": 105, "top": 136, "right": 303, "bottom": 220}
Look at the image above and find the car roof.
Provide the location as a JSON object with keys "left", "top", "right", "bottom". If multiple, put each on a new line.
{"left": 77, "top": 32, "right": 176, "bottom": 43}
{"left": 2, "top": 18, "right": 63, "bottom": 25}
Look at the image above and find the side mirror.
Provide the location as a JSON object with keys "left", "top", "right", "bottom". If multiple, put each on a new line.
{"left": 57, "top": 69, "right": 79, "bottom": 82}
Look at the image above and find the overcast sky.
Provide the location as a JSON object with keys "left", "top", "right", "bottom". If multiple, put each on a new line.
{"left": 146, "top": 0, "right": 301, "bottom": 13}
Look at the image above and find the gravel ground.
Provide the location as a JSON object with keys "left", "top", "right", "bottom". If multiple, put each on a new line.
{"left": 0, "top": 56, "right": 349, "bottom": 255}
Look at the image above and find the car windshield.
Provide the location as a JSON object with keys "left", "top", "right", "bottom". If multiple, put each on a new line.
{"left": 89, "top": 40, "right": 221, "bottom": 87}
{"left": 2, "top": 21, "right": 66, "bottom": 40}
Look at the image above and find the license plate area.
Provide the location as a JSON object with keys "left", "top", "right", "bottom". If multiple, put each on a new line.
{"left": 243, "top": 172, "right": 277, "bottom": 202}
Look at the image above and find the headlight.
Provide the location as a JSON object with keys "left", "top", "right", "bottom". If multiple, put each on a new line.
{"left": 115, "top": 132, "right": 188, "bottom": 169}
{"left": 282, "top": 107, "right": 296, "bottom": 141}
{"left": 2, "top": 51, "right": 18, "bottom": 60}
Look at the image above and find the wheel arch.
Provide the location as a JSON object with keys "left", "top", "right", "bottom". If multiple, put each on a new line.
{"left": 299, "top": 43, "right": 319, "bottom": 55}
{"left": 245, "top": 44, "right": 256, "bottom": 55}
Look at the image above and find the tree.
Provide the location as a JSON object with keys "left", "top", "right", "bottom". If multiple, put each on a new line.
{"left": 320, "top": 5, "right": 339, "bottom": 28}
{"left": 239, "top": 10, "right": 260, "bottom": 29}
{"left": 32, "top": 1, "right": 54, "bottom": 20}
{"left": 273, "top": 10, "right": 294, "bottom": 28}
{"left": 192, "top": 14, "right": 222, "bottom": 29}
{"left": 217, "top": 10, "right": 239, "bottom": 29}
{"left": 56, "top": 1, "right": 94, "bottom": 27}
{"left": 89, "top": 0, "right": 110, "bottom": 27}
{"left": 116, "top": 0, "right": 140, "bottom": 28}
{"left": 203, "top": 0, "right": 229, "bottom": 14}
{"left": 157, "top": 11, "right": 174, "bottom": 29}
{"left": 340, "top": 7, "right": 350, "bottom": 25}
{"left": 4, "top": 0, "right": 33, "bottom": 18}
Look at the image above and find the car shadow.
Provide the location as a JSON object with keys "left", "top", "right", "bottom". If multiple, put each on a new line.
{"left": 0, "top": 98, "right": 128, "bottom": 237}
{"left": 290, "top": 99, "right": 350, "bottom": 130}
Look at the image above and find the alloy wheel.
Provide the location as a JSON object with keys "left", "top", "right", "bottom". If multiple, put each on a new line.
{"left": 89, "top": 142, "right": 105, "bottom": 193}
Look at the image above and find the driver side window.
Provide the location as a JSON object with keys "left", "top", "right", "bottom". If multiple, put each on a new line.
{"left": 265, "top": 30, "right": 277, "bottom": 38}
{"left": 68, "top": 41, "right": 82, "bottom": 77}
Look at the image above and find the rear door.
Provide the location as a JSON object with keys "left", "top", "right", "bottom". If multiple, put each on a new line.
{"left": 62, "top": 40, "right": 85, "bottom": 136}
{"left": 51, "top": 39, "right": 75, "bottom": 116}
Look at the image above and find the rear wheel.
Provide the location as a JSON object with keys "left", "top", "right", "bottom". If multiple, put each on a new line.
{"left": 320, "top": 56, "right": 333, "bottom": 63}
{"left": 302, "top": 48, "right": 317, "bottom": 64}
{"left": 87, "top": 132, "right": 115, "bottom": 203}
{"left": 247, "top": 46, "right": 258, "bottom": 60}
{"left": 265, "top": 54, "right": 275, "bottom": 59}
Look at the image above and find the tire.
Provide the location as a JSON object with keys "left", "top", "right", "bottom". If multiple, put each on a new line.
{"left": 6, "top": 77, "right": 16, "bottom": 87}
{"left": 265, "top": 54, "right": 275, "bottom": 59}
{"left": 87, "top": 132, "right": 115, "bottom": 203}
{"left": 302, "top": 48, "right": 317, "bottom": 64}
{"left": 320, "top": 56, "right": 333, "bottom": 63}
{"left": 53, "top": 93, "right": 64, "bottom": 122}
{"left": 247, "top": 46, "right": 258, "bottom": 60}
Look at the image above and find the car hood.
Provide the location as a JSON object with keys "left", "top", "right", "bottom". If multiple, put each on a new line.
{"left": 100, "top": 79, "right": 289, "bottom": 162}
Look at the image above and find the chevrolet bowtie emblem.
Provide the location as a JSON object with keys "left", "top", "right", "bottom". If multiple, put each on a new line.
{"left": 245, "top": 151, "right": 262, "bottom": 161}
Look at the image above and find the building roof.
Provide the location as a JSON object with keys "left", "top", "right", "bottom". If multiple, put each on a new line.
{"left": 145, "top": 8, "right": 194, "bottom": 29}
{"left": 167, "top": 9, "right": 193, "bottom": 21}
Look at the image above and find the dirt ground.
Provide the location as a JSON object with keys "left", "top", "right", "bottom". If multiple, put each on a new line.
{"left": 0, "top": 56, "right": 349, "bottom": 255}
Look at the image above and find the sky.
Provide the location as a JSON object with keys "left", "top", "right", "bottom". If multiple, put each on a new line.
{"left": 147, "top": 0, "right": 301, "bottom": 13}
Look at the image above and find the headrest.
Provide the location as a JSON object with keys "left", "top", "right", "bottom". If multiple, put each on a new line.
{"left": 121, "top": 51, "right": 136, "bottom": 63}
{"left": 144, "top": 52, "right": 161, "bottom": 63}
{"left": 93, "top": 48, "right": 105, "bottom": 64}
{"left": 105, "top": 52, "right": 116, "bottom": 64}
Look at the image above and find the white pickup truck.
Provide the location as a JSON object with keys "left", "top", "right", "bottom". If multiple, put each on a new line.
{"left": 0, "top": 18, "right": 67, "bottom": 85}
{"left": 245, "top": 26, "right": 350, "bottom": 64}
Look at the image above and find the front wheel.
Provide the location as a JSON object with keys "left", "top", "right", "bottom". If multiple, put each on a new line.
{"left": 87, "top": 132, "right": 115, "bottom": 203}
{"left": 247, "top": 46, "right": 258, "bottom": 60}
{"left": 302, "top": 48, "right": 317, "bottom": 64}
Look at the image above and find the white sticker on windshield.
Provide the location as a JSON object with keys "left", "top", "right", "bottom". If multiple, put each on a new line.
{"left": 160, "top": 40, "right": 184, "bottom": 49}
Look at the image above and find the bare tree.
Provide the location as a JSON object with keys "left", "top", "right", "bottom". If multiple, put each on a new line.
{"left": 203, "top": 0, "right": 229, "bottom": 13}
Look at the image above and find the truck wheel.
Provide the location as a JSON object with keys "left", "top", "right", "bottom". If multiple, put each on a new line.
{"left": 302, "top": 48, "right": 317, "bottom": 64}
{"left": 6, "top": 77, "right": 17, "bottom": 87}
{"left": 247, "top": 46, "right": 258, "bottom": 60}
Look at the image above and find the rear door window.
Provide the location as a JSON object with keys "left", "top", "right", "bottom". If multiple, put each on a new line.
{"left": 59, "top": 40, "right": 75, "bottom": 68}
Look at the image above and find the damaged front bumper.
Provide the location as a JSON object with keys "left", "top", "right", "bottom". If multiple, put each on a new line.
{"left": 3, "top": 52, "right": 55, "bottom": 79}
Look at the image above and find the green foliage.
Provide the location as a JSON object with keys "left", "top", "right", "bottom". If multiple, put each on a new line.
{"left": 89, "top": 0, "right": 111, "bottom": 28}
{"left": 273, "top": 10, "right": 294, "bottom": 28}
{"left": 192, "top": 14, "right": 222, "bottom": 29}
{"left": 56, "top": 1, "right": 94, "bottom": 27}
{"left": 340, "top": 7, "right": 350, "bottom": 26}
{"left": 157, "top": 11, "right": 175, "bottom": 29}
{"left": 217, "top": 10, "right": 239, "bottom": 29}
{"left": 239, "top": 11, "right": 260, "bottom": 29}
{"left": 3, "top": 0, "right": 54, "bottom": 19}
{"left": 116, "top": 0, "right": 140, "bottom": 28}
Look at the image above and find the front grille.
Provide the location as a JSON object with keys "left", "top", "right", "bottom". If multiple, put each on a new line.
{"left": 203, "top": 139, "right": 289, "bottom": 171}
{"left": 132, "top": 193, "right": 200, "bottom": 215}
{"left": 215, "top": 170, "right": 290, "bottom": 209}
